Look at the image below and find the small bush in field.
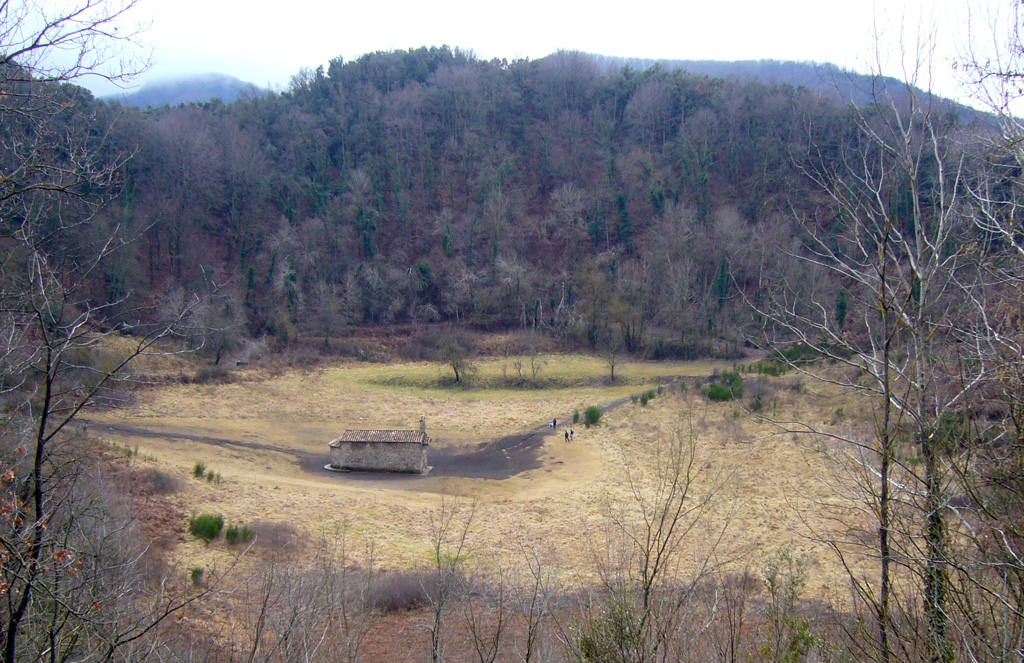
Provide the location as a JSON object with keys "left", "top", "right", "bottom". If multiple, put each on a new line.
{"left": 139, "top": 468, "right": 183, "bottom": 495}
{"left": 251, "top": 521, "right": 298, "bottom": 553}
{"left": 190, "top": 567, "right": 204, "bottom": 586}
{"left": 370, "top": 571, "right": 436, "bottom": 612}
{"left": 189, "top": 513, "right": 224, "bottom": 543}
{"left": 756, "top": 360, "right": 787, "bottom": 376}
{"left": 584, "top": 406, "right": 602, "bottom": 427}
{"left": 573, "top": 410, "right": 580, "bottom": 423}
{"left": 705, "top": 383, "right": 734, "bottom": 402}
{"left": 705, "top": 370, "right": 743, "bottom": 402}
{"left": 192, "top": 462, "right": 206, "bottom": 478}
{"left": 639, "top": 393, "right": 650, "bottom": 406}
{"left": 225, "top": 523, "right": 255, "bottom": 545}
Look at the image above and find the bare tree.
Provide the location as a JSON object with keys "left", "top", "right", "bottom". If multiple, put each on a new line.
{"left": 228, "top": 528, "right": 379, "bottom": 663}
{"left": 943, "top": 9, "right": 1024, "bottom": 660}
{"left": 0, "top": 3, "right": 246, "bottom": 660}
{"left": 426, "top": 493, "right": 476, "bottom": 663}
{"left": 568, "top": 406, "right": 731, "bottom": 663}
{"left": 757, "top": 52, "right": 979, "bottom": 663}
{"left": 510, "top": 544, "right": 560, "bottom": 663}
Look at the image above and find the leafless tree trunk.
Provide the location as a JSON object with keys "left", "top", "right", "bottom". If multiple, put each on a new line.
{"left": 756, "top": 46, "right": 980, "bottom": 663}
{"left": 0, "top": 4, "right": 248, "bottom": 660}
{"left": 567, "top": 404, "right": 731, "bottom": 663}
{"left": 426, "top": 494, "right": 476, "bottom": 663}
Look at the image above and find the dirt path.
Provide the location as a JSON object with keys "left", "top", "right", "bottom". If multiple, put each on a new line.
{"left": 81, "top": 377, "right": 685, "bottom": 483}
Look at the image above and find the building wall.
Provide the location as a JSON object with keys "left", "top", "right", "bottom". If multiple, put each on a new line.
{"left": 329, "top": 441, "right": 427, "bottom": 473}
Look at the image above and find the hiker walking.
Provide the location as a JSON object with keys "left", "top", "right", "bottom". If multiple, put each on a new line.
{"left": 564, "top": 430, "right": 569, "bottom": 442}
{"left": 570, "top": 429, "right": 574, "bottom": 441}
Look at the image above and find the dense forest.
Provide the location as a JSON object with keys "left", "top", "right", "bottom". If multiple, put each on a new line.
{"left": 61, "top": 46, "right": 961, "bottom": 359}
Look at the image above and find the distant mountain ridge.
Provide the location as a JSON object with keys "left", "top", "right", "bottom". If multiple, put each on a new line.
{"left": 106, "top": 73, "right": 263, "bottom": 108}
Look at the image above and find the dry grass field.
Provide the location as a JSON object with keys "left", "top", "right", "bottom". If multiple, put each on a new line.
{"left": 88, "top": 353, "right": 876, "bottom": 603}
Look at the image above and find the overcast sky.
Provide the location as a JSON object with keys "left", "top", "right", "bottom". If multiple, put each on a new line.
{"left": 79, "top": 0, "right": 1009, "bottom": 107}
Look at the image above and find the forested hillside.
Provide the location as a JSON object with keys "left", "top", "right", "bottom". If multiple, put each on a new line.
{"left": 77, "top": 46, "right": 955, "bottom": 358}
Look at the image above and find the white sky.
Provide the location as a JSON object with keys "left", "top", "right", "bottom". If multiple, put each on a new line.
{"left": 75, "top": 0, "right": 1012, "bottom": 108}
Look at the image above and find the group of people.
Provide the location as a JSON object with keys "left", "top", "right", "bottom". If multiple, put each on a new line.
{"left": 548, "top": 418, "right": 575, "bottom": 442}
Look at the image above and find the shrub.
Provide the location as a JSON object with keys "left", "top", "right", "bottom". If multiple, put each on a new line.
{"left": 705, "top": 370, "right": 743, "bottom": 402}
{"left": 190, "top": 567, "right": 204, "bottom": 586}
{"left": 573, "top": 592, "right": 644, "bottom": 662}
{"left": 747, "top": 376, "right": 773, "bottom": 412}
{"left": 573, "top": 410, "right": 580, "bottom": 424}
{"left": 192, "top": 462, "right": 206, "bottom": 478}
{"left": 584, "top": 406, "right": 602, "bottom": 427}
{"left": 370, "top": 571, "right": 435, "bottom": 612}
{"left": 251, "top": 521, "right": 298, "bottom": 553}
{"left": 775, "top": 344, "right": 823, "bottom": 364}
{"left": 639, "top": 393, "right": 650, "bottom": 406}
{"left": 137, "top": 468, "right": 183, "bottom": 495}
{"left": 191, "top": 365, "right": 234, "bottom": 384}
{"left": 225, "top": 523, "right": 255, "bottom": 546}
{"left": 189, "top": 513, "right": 224, "bottom": 543}
{"left": 705, "top": 382, "right": 735, "bottom": 402}
{"left": 756, "top": 360, "right": 787, "bottom": 377}
{"left": 720, "top": 370, "right": 743, "bottom": 397}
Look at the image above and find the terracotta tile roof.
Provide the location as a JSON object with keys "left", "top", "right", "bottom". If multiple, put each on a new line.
{"left": 329, "top": 429, "right": 428, "bottom": 446}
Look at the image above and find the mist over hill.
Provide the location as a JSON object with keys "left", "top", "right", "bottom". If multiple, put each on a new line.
{"left": 107, "top": 73, "right": 264, "bottom": 108}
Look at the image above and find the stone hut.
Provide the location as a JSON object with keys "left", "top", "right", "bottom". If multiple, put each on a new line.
{"left": 327, "top": 417, "right": 430, "bottom": 474}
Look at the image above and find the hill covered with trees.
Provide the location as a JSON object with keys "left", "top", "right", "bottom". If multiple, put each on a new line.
{"left": 78, "top": 46, "right": 975, "bottom": 360}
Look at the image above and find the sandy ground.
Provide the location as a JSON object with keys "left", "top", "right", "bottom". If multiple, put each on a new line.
{"left": 87, "top": 356, "right": 875, "bottom": 599}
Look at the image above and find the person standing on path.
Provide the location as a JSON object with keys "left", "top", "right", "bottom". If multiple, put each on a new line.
{"left": 570, "top": 429, "right": 574, "bottom": 441}
{"left": 564, "top": 430, "right": 569, "bottom": 442}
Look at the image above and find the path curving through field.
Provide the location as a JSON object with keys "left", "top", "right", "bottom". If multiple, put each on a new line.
{"left": 81, "top": 379, "right": 681, "bottom": 484}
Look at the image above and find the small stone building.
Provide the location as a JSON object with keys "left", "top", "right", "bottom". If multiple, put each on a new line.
{"left": 327, "top": 417, "right": 430, "bottom": 474}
